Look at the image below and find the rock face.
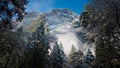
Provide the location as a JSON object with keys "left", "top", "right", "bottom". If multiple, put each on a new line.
{"left": 22, "top": 8, "right": 94, "bottom": 55}
{"left": 45, "top": 9, "right": 78, "bottom": 30}
{"left": 23, "top": 11, "right": 41, "bottom": 26}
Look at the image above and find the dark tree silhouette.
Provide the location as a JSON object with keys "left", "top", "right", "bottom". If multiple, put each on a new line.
{"left": 0, "top": 0, "right": 28, "bottom": 29}
{"left": 80, "top": 0, "right": 120, "bottom": 67}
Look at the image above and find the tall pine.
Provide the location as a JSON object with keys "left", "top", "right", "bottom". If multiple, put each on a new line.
{"left": 24, "top": 18, "right": 50, "bottom": 68}
{"left": 68, "top": 45, "right": 84, "bottom": 68}
{"left": 50, "top": 42, "right": 66, "bottom": 68}
{"left": 85, "top": 48, "right": 95, "bottom": 66}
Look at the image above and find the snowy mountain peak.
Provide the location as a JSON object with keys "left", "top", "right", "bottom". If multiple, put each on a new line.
{"left": 45, "top": 8, "right": 79, "bottom": 30}
{"left": 49, "top": 8, "right": 78, "bottom": 17}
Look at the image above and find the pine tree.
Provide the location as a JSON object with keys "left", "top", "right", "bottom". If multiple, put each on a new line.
{"left": 24, "top": 20, "right": 50, "bottom": 68}
{"left": 50, "top": 42, "right": 66, "bottom": 68}
{"left": 76, "top": 50, "right": 84, "bottom": 68}
{"left": 68, "top": 45, "right": 84, "bottom": 68}
{"left": 85, "top": 48, "right": 95, "bottom": 65}
{"left": 68, "top": 45, "right": 77, "bottom": 67}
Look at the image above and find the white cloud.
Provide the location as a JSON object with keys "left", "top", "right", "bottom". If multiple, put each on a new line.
{"left": 26, "top": 0, "right": 54, "bottom": 12}
{"left": 57, "top": 32, "right": 80, "bottom": 55}
{"left": 57, "top": 32, "right": 95, "bottom": 56}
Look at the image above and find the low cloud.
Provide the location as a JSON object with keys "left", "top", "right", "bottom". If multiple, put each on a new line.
{"left": 57, "top": 32, "right": 80, "bottom": 55}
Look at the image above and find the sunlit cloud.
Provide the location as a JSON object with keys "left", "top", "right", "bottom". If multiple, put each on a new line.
{"left": 26, "top": 0, "right": 54, "bottom": 12}
{"left": 57, "top": 32, "right": 80, "bottom": 55}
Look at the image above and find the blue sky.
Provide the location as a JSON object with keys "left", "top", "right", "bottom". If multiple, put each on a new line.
{"left": 26, "top": 0, "right": 88, "bottom": 14}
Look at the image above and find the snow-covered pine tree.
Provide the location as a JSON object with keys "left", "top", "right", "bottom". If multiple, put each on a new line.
{"left": 85, "top": 48, "right": 95, "bottom": 64}
{"left": 25, "top": 18, "right": 50, "bottom": 68}
{"left": 68, "top": 45, "right": 77, "bottom": 67}
{"left": 75, "top": 50, "right": 84, "bottom": 68}
{"left": 68, "top": 45, "right": 84, "bottom": 68}
{"left": 50, "top": 42, "right": 66, "bottom": 68}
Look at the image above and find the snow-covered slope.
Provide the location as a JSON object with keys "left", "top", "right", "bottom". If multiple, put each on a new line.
{"left": 46, "top": 8, "right": 78, "bottom": 30}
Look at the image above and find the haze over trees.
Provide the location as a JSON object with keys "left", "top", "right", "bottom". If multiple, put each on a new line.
{"left": 68, "top": 45, "right": 84, "bottom": 68}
